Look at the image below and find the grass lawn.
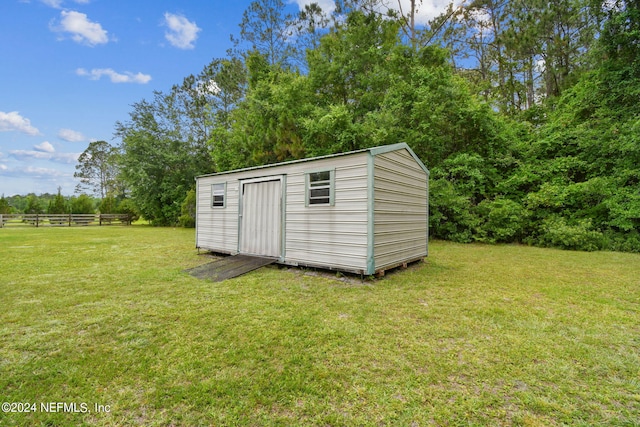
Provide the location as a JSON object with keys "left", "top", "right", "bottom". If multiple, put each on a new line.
{"left": 1, "top": 226, "right": 639, "bottom": 426}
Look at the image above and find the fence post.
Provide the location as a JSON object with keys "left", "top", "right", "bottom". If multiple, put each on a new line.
{"left": 36, "top": 214, "right": 39, "bottom": 228}
{"left": 0, "top": 214, "right": 3, "bottom": 228}
{"left": 69, "top": 214, "right": 72, "bottom": 227}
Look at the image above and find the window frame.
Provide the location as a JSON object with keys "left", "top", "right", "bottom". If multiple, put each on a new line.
{"left": 305, "top": 168, "right": 335, "bottom": 207}
{"left": 211, "top": 182, "right": 226, "bottom": 208}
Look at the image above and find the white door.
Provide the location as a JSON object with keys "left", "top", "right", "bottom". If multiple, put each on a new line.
{"left": 240, "top": 179, "right": 282, "bottom": 257}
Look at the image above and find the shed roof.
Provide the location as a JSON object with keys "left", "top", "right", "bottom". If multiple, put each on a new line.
{"left": 196, "top": 143, "right": 429, "bottom": 179}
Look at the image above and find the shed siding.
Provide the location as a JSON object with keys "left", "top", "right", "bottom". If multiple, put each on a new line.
{"left": 196, "top": 179, "right": 239, "bottom": 253}
{"left": 285, "top": 157, "right": 369, "bottom": 272}
{"left": 196, "top": 152, "right": 370, "bottom": 272}
{"left": 373, "top": 149, "right": 428, "bottom": 270}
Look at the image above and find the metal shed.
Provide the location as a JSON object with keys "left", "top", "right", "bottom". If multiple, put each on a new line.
{"left": 195, "top": 143, "right": 429, "bottom": 276}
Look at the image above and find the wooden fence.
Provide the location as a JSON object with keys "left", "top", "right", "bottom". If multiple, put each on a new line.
{"left": 0, "top": 214, "right": 131, "bottom": 228}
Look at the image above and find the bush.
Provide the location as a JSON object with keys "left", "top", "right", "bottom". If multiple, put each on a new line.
{"left": 0, "top": 195, "right": 12, "bottom": 214}
{"left": 70, "top": 194, "right": 95, "bottom": 225}
{"left": 429, "top": 179, "right": 479, "bottom": 243}
{"left": 117, "top": 199, "right": 140, "bottom": 223}
{"left": 602, "top": 230, "right": 640, "bottom": 253}
{"left": 99, "top": 196, "right": 117, "bottom": 214}
{"left": 24, "top": 195, "right": 43, "bottom": 214}
{"left": 535, "top": 216, "right": 603, "bottom": 251}
{"left": 475, "top": 198, "right": 525, "bottom": 243}
{"left": 178, "top": 189, "right": 196, "bottom": 228}
{"left": 70, "top": 194, "right": 95, "bottom": 214}
{"left": 47, "top": 190, "right": 67, "bottom": 215}
{"left": 47, "top": 188, "right": 68, "bottom": 224}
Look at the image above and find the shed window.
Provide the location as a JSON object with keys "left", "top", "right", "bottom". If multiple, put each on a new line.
{"left": 306, "top": 170, "right": 334, "bottom": 206}
{"left": 212, "top": 183, "right": 226, "bottom": 208}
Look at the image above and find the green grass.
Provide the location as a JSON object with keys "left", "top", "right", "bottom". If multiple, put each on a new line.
{"left": 1, "top": 226, "right": 639, "bottom": 426}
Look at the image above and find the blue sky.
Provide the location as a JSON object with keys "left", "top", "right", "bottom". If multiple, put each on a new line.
{"left": 0, "top": 0, "right": 450, "bottom": 197}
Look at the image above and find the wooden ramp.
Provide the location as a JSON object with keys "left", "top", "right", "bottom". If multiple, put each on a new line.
{"left": 186, "top": 254, "right": 276, "bottom": 282}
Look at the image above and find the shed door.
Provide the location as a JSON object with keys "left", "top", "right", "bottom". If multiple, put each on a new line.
{"left": 240, "top": 179, "right": 282, "bottom": 257}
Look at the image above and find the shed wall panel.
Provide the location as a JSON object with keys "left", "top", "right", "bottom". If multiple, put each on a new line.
{"left": 196, "top": 152, "right": 370, "bottom": 272}
{"left": 196, "top": 179, "right": 239, "bottom": 253}
{"left": 373, "top": 149, "right": 428, "bottom": 270}
{"left": 284, "top": 156, "right": 369, "bottom": 272}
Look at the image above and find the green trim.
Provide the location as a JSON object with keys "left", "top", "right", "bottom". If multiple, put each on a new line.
{"left": 280, "top": 174, "right": 287, "bottom": 261}
{"left": 366, "top": 142, "right": 407, "bottom": 156}
{"left": 366, "top": 153, "right": 375, "bottom": 275}
{"left": 236, "top": 181, "right": 243, "bottom": 254}
{"left": 195, "top": 183, "right": 199, "bottom": 248}
{"left": 368, "top": 143, "right": 429, "bottom": 176}
{"left": 426, "top": 175, "right": 430, "bottom": 258}
{"left": 304, "top": 168, "right": 335, "bottom": 207}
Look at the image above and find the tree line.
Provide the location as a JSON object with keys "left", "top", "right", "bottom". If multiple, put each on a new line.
{"left": 0, "top": 190, "right": 138, "bottom": 220}
{"left": 74, "top": 0, "right": 639, "bottom": 252}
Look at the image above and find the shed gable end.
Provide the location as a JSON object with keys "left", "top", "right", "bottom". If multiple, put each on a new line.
{"left": 373, "top": 148, "right": 428, "bottom": 271}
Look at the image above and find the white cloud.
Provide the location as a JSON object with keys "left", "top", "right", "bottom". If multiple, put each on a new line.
{"left": 41, "top": 0, "right": 64, "bottom": 8}
{"left": 291, "top": 0, "right": 461, "bottom": 26}
{"left": 10, "top": 149, "right": 80, "bottom": 164}
{"left": 35, "top": 141, "right": 56, "bottom": 153}
{"left": 52, "top": 10, "right": 109, "bottom": 46}
{"left": 24, "top": 166, "right": 69, "bottom": 178}
{"left": 0, "top": 152, "right": 7, "bottom": 176}
{"left": 57, "top": 128, "right": 86, "bottom": 142}
{"left": 373, "top": 0, "right": 463, "bottom": 25}
{"left": 0, "top": 111, "right": 41, "bottom": 136}
{"left": 76, "top": 68, "right": 152, "bottom": 84}
{"left": 163, "top": 12, "right": 201, "bottom": 49}
{"left": 55, "top": 152, "right": 82, "bottom": 163}
{"left": 196, "top": 79, "right": 221, "bottom": 96}
{"left": 39, "top": 0, "right": 91, "bottom": 7}
{"left": 408, "top": 0, "right": 464, "bottom": 23}
{"left": 290, "top": 0, "right": 336, "bottom": 15}
{"left": 10, "top": 150, "right": 52, "bottom": 161}
{"left": 0, "top": 152, "right": 7, "bottom": 173}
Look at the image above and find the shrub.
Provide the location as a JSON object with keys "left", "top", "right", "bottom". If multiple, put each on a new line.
{"left": 117, "top": 199, "right": 140, "bottom": 223}
{"left": 178, "top": 189, "right": 196, "bottom": 228}
{"left": 47, "top": 188, "right": 68, "bottom": 224}
{"left": 99, "top": 196, "right": 117, "bottom": 214}
{"left": 0, "top": 194, "right": 12, "bottom": 214}
{"left": 602, "top": 230, "right": 640, "bottom": 253}
{"left": 535, "top": 216, "right": 603, "bottom": 251}
{"left": 47, "top": 190, "right": 67, "bottom": 214}
{"left": 24, "top": 195, "right": 43, "bottom": 215}
{"left": 429, "top": 178, "right": 479, "bottom": 243}
{"left": 70, "top": 194, "right": 95, "bottom": 214}
{"left": 70, "top": 194, "right": 95, "bottom": 225}
{"left": 475, "top": 198, "right": 525, "bottom": 243}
